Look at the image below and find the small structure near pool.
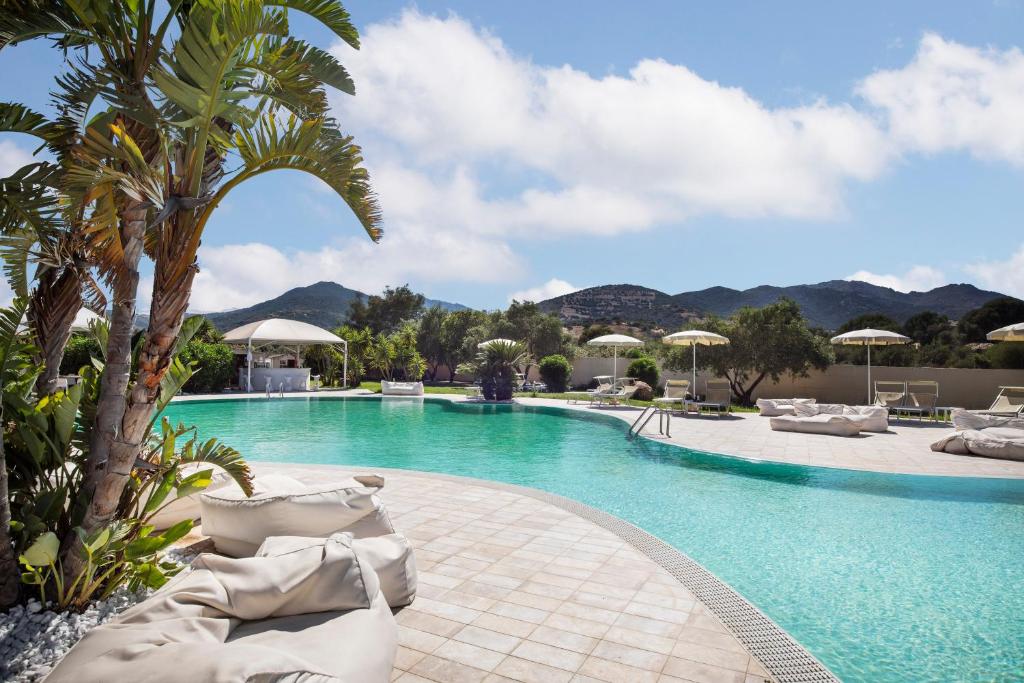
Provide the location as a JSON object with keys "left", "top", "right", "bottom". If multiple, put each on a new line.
{"left": 222, "top": 318, "right": 348, "bottom": 392}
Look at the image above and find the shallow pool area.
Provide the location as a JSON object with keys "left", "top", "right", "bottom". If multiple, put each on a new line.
{"left": 163, "top": 397, "right": 1024, "bottom": 682}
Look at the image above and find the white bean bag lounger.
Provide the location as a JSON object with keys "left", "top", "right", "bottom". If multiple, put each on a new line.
{"left": 200, "top": 473, "right": 395, "bottom": 557}
{"left": 770, "top": 414, "right": 861, "bottom": 437}
{"left": 931, "top": 427, "right": 1024, "bottom": 461}
{"left": 756, "top": 398, "right": 816, "bottom": 417}
{"left": 47, "top": 533, "right": 398, "bottom": 683}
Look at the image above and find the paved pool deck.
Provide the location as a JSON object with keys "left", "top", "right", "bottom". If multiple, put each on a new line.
{"left": 174, "top": 390, "right": 1024, "bottom": 479}
{"left": 233, "top": 463, "right": 803, "bottom": 683}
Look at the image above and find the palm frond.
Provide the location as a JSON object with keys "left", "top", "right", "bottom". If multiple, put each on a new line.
{"left": 0, "top": 229, "right": 36, "bottom": 300}
{"left": 0, "top": 162, "right": 63, "bottom": 237}
{"left": 265, "top": 0, "right": 359, "bottom": 49}
{"left": 181, "top": 436, "right": 253, "bottom": 497}
{"left": 0, "top": 103, "right": 50, "bottom": 139}
{"left": 0, "top": 3, "right": 92, "bottom": 51}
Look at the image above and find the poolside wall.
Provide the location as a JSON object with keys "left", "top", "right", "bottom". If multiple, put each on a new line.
{"left": 568, "top": 357, "right": 1024, "bottom": 409}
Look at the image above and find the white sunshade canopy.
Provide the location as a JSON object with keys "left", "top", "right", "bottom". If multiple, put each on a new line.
{"left": 830, "top": 328, "right": 910, "bottom": 405}
{"left": 223, "top": 318, "right": 344, "bottom": 346}
{"left": 661, "top": 330, "right": 730, "bottom": 346}
{"left": 830, "top": 328, "right": 911, "bottom": 346}
{"left": 586, "top": 334, "right": 644, "bottom": 347}
{"left": 987, "top": 322, "right": 1024, "bottom": 342}
{"left": 478, "top": 338, "right": 519, "bottom": 348}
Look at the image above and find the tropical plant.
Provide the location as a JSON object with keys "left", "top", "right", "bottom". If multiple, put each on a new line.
{"left": 178, "top": 341, "right": 234, "bottom": 394}
{"left": 538, "top": 354, "right": 572, "bottom": 392}
{"left": 416, "top": 305, "right": 447, "bottom": 380}
{"left": 367, "top": 333, "right": 396, "bottom": 381}
{"left": 476, "top": 340, "right": 529, "bottom": 401}
{"left": 1, "top": 0, "right": 382, "bottom": 584}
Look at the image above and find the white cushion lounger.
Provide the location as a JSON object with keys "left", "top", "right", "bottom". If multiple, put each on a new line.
{"left": 794, "top": 403, "right": 889, "bottom": 433}
{"left": 200, "top": 473, "right": 395, "bottom": 558}
{"left": 756, "top": 398, "right": 816, "bottom": 417}
{"left": 47, "top": 533, "right": 398, "bottom": 683}
{"left": 769, "top": 414, "right": 861, "bottom": 437}
{"left": 931, "top": 427, "right": 1024, "bottom": 461}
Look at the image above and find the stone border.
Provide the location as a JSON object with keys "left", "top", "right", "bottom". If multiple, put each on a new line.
{"left": 362, "top": 466, "right": 841, "bottom": 683}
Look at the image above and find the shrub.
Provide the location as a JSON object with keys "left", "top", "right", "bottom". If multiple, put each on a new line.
{"left": 179, "top": 341, "right": 234, "bottom": 393}
{"left": 59, "top": 334, "right": 100, "bottom": 374}
{"left": 538, "top": 354, "right": 572, "bottom": 392}
{"left": 626, "top": 356, "right": 659, "bottom": 388}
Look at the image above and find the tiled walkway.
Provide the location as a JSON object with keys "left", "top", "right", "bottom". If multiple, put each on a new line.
{"left": 250, "top": 464, "right": 780, "bottom": 683}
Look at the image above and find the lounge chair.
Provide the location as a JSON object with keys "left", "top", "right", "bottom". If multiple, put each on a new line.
{"left": 894, "top": 380, "right": 938, "bottom": 420}
{"left": 932, "top": 412, "right": 1024, "bottom": 461}
{"left": 653, "top": 379, "right": 691, "bottom": 411}
{"left": 873, "top": 381, "right": 906, "bottom": 411}
{"left": 979, "top": 386, "right": 1024, "bottom": 417}
{"left": 567, "top": 375, "right": 613, "bottom": 404}
{"left": 591, "top": 378, "right": 639, "bottom": 406}
{"left": 697, "top": 379, "right": 732, "bottom": 416}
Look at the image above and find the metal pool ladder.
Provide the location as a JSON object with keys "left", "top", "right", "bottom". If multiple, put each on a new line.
{"left": 629, "top": 406, "right": 670, "bottom": 438}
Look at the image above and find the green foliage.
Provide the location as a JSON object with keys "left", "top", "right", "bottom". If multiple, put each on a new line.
{"left": 538, "top": 355, "right": 572, "bottom": 392}
{"left": 958, "top": 297, "right": 1024, "bottom": 343}
{"left": 58, "top": 334, "right": 100, "bottom": 374}
{"left": 178, "top": 340, "right": 233, "bottom": 393}
{"left": 304, "top": 343, "right": 346, "bottom": 386}
{"left": 464, "top": 340, "right": 530, "bottom": 400}
{"left": 987, "top": 341, "right": 1024, "bottom": 369}
{"left": 348, "top": 284, "right": 425, "bottom": 335}
{"left": 578, "top": 324, "right": 614, "bottom": 345}
{"left": 439, "top": 309, "right": 488, "bottom": 381}
{"left": 835, "top": 313, "right": 916, "bottom": 366}
{"left": 902, "top": 311, "right": 951, "bottom": 345}
{"left": 666, "top": 299, "right": 831, "bottom": 406}
{"left": 626, "top": 356, "right": 660, "bottom": 388}
{"left": 416, "top": 306, "right": 447, "bottom": 379}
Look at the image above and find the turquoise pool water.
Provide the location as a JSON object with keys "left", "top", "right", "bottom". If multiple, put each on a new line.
{"left": 163, "top": 397, "right": 1024, "bottom": 682}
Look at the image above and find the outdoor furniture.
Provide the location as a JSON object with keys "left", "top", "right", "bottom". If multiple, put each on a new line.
{"left": 200, "top": 474, "right": 396, "bottom": 558}
{"left": 873, "top": 381, "right": 907, "bottom": 411}
{"left": 567, "top": 375, "right": 613, "bottom": 404}
{"left": 755, "top": 397, "right": 816, "bottom": 416}
{"left": 794, "top": 403, "right": 889, "bottom": 433}
{"left": 770, "top": 414, "right": 861, "bottom": 437}
{"left": 979, "top": 386, "right": 1024, "bottom": 417}
{"left": 653, "top": 379, "right": 691, "bottom": 411}
{"left": 697, "top": 379, "right": 732, "bottom": 416}
{"left": 894, "top": 381, "right": 938, "bottom": 420}
{"left": 381, "top": 380, "right": 424, "bottom": 396}
{"left": 591, "top": 378, "right": 639, "bottom": 406}
{"left": 932, "top": 426, "right": 1024, "bottom": 461}
{"left": 46, "top": 534, "right": 400, "bottom": 683}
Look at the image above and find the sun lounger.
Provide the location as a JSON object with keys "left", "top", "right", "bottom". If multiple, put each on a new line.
{"left": 756, "top": 398, "right": 816, "bottom": 416}
{"left": 592, "top": 379, "right": 639, "bottom": 406}
{"left": 932, "top": 423, "right": 1024, "bottom": 461}
{"left": 697, "top": 379, "right": 732, "bottom": 416}
{"left": 653, "top": 379, "right": 691, "bottom": 410}
{"left": 567, "top": 376, "right": 613, "bottom": 404}
{"left": 381, "top": 380, "right": 424, "bottom": 396}
{"left": 793, "top": 402, "right": 889, "bottom": 433}
{"left": 894, "top": 380, "right": 938, "bottom": 420}
{"left": 979, "top": 386, "right": 1024, "bottom": 417}
{"left": 873, "top": 381, "right": 907, "bottom": 410}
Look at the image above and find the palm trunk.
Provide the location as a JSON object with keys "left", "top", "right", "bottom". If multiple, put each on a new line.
{"left": 29, "top": 267, "right": 83, "bottom": 396}
{"left": 61, "top": 202, "right": 146, "bottom": 582}
{"left": 0, "top": 436, "right": 20, "bottom": 607}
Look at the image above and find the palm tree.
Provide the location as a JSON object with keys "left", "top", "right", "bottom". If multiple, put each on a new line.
{"left": 2, "top": 1, "right": 382, "bottom": 582}
{"left": 480, "top": 340, "right": 529, "bottom": 401}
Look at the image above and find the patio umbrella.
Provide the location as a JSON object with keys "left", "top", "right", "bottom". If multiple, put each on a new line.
{"left": 987, "top": 322, "right": 1024, "bottom": 342}
{"left": 586, "top": 334, "right": 644, "bottom": 382}
{"left": 830, "top": 328, "right": 910, "bottom": 404}
{"left": 661, "top": 330, "right": 730, "bottom": 394}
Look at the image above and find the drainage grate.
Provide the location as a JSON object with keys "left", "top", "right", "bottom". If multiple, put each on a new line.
{"left": 386, "top": 468, "right": 841, "bottom": 683}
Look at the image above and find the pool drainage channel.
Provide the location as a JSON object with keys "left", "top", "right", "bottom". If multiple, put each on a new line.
{"left": 387, "top": 468, "right": 841, "bottom": 683}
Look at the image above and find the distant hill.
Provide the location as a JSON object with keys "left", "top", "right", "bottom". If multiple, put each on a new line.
{"left": 539, "top": 280, "right": 1012, "bottom": 330}
{"left": 204, "top": 281, "right": 467, "bottom": 331}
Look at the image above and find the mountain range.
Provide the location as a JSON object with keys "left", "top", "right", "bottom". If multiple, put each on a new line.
{"left": 537, "top": 280, "right": 1012, "bottom": 330}
{"left": 204, "top": 281, "right": 466, "bottom": 331}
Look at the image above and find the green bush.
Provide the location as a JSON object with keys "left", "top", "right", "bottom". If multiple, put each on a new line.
{"left": 626, "top": 356, "right": 659, "bottom": 388}
{"left": 538, "top": 354, "right": 572, "bottom": 392}
{"left": 59, "top": 334, "right": 100, "bottom": 374}
{"left": 179, "top": 341, "right": 234, "bottom": 393}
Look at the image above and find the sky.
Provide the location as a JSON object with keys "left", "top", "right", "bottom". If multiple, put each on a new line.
{"left": 1, "top": 1, "right": 1023, "bottom": 311}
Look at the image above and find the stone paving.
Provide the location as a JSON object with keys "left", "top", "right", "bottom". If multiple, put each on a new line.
{"left": 248, "top": 463, "right": 776, "bottom": 683}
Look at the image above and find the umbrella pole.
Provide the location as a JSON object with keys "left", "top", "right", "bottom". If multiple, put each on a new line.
{"left": 867, "top": 344, "right": 872, "bottom": 405}
{"left": 613, "top": 347, "right": 618, "bottom": 384}
{"left": 247, "top": 339, "right": 252, "bottom": 392}
{"left": 692, "top": 344, "right": 696, "bottom": 397}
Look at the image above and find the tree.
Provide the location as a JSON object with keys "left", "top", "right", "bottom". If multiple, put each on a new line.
{"left": 538, "top": 355, "right": 572, "bottom": 392}
{"left": 902, "top": 311, "right": 951, "bottom": 346}
{"left": 416, "top": 306, "right": 447, "bottom": 380}
{"left": 3, "top": 0, "right": 383, "bottom": 588}
{"left": 626, "top": 356, "right": 659, "bottom": 388}
{"left": 958, "top": 298, "right": 1024, "bottom": 343}
{"left": 578, "top": 324, "right": 614, "bottom": 345}
{"left": 668, "top": 299, "right": 831, "bottom": 406}
{"left": 348, "top": 285, "right": 425, "bottom": 334}
{"left": 834, "top": 313, "right": 916, "bottom": 367}
{"left": 439, "top": 309, "right": 487, "bottom": 382}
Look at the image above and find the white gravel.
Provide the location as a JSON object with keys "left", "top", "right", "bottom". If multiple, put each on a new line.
{"left": 0, "top": 549, "right": 194, "bottom": 682}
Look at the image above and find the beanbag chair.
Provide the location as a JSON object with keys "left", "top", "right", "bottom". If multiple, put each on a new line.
{"left": 770, "top": 414, "right": 861, "bottom": 437}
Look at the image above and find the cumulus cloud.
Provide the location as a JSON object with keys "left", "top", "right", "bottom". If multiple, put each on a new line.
{"left": 845, "top": 265, "right": 948, "bottom": 292}
{"left": 965, "top": 245, "right": 1024, "bottom": 298}
{"left": 0, "top": 140, "right": 32, "bottom": 176}
{"left": 508, "top": 278, "right": 580, "bottom": 303}
{"left": 332, "top": 9, "right": 893, "bottom": 238}
{"left": 859, "top": 33, "right": 1024, "bottom": 164}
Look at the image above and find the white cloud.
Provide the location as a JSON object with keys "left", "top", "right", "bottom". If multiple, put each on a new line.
{"left": 845, "top": 265, "right": 948, "bottom": 292}
{"left": 332, "top": 9, "right": 893, "bottom": 239}
{"left": 508, "top": 278, "right": 580, "bottom": 303}
{"left": 0, "top": 140, "right": 32, "bottom": 176}
{"left": 167, "top": 233, "right": 523, "bottom": 313}
{"left": 965, "top": 244, "right": 1024, "bottom": 298}
{"left": 859, "top": 33, "right": 1024, "bottom": 164}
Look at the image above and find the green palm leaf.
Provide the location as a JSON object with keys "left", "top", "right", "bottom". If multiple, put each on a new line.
{"left": 266, "top": 0, "right": 360, "bottom": 48}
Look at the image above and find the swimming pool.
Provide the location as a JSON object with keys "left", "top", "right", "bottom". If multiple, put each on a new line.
{"left": 163, "top": 397, "right": 1024, "bottom": 682}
